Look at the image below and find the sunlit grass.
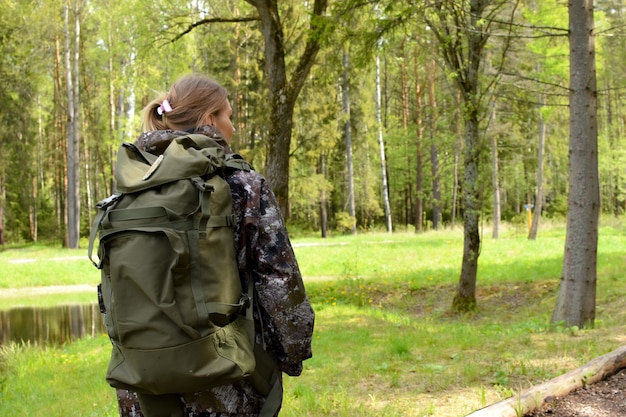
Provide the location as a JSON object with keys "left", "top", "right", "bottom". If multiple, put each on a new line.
{"left": 0, "top": 241, "right": 100, "bottom": 290}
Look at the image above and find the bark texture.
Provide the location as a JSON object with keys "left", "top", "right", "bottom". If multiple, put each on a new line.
{"left": 552, "top": 0, "right": 599, "bottom": 328}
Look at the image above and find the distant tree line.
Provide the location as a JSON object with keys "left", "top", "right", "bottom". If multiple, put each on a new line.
{"left": 0, "top": 0, "right": 622, "bottom": 323}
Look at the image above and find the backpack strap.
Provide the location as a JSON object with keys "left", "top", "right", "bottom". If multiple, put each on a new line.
{"left": 186, "top": 177, "right": 213, "bottom": 330}
{"left": 88, "top": 193, "right": 123, "bottom": 267}
{"left": 187, "top": 176, "right": 247, "bottom": 331}
{"left": 243, "top": 273, "right": 282, "bottom": 416}
{"left": 250, "top": 344, "right": 283, "bottom": 417}
{"left": 239, "top": 273, "right": 281, "bottom": 416}
{"left": 225, "top": 153, "right": 253, "bottom": 172}
{"left": 190, "top": 177, "right": 215, "bottom": 237}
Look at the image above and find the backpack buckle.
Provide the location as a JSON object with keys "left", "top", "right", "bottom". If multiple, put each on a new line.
{"left": 191, "top": 178, "right": 215, "bottom": 194}
{"left": 96, "top": 193, "right": 122, "bottom": 209}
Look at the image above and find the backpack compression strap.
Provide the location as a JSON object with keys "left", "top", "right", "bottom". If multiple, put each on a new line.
{"left": 187, "top": 177, "right": 247, "bottom": 332}
{"left": 88, "top": 193, "right": 123, "bottom": 268}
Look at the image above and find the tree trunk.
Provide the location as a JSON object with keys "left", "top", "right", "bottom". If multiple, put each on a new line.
{"left": 0, "top": 172, "right": 5, "bottom": 245}
{"left": 376, "top": 54, "right": 392, "bottom": 233}
{"left": 246, "top": 0, "right": 328, "bottom": 218}
{"left": 528, "top": 93, "right": 546, "bottom": 240}
{"left": 343, "top": 50, "right": 356, "bottom": 234}
{"left": 490, "top": 99, "right": 501, "bottom": 239}
{"left": 552, "top": 0, "right": 599, "bottom": 328}
{"left": 107, "top": 32, "right": 116, "bottom": 196}
{"left": 427, "top": 58, "right": 440, "bottom": 230}
{"left": 453, "top": 114, "right": 481, "bottom": 312}
{"left": 54, "top": 35, "right": 66, "bottom": 243}
{"left": 437, "top": 0, "right": 490, "bottom": 313}
{"left": 29, "top": 176, "right": 37, "bottom": 241}
{"left": 319, "top": 154, "right": 328, "bottom": 238}
{"left": 83, "top": 125, "right": 92, "bottom": 228}
{"left": 605, "top": 87, "right": 617, "bottom": 214}
{"left": 413, "top": 46, "right": 424, "bottom": 233}
{"left": 400, "top": 44, "right": 411, "bottom": 229}
{"left": 65, "top": 1, "right": 81, "bottom": 249}
{"left": 452, "top": 90, "right": 462, "bottom": 229}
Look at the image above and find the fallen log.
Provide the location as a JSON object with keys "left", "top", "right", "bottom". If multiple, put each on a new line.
{"left": 465, "top": 344, "right": 626, "bottom": 417}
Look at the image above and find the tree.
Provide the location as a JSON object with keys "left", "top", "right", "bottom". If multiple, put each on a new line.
{"left": 528, "top": 93, "right": 546, "bottom": 240}
{"left": 413, "top": 45, "right": 425, "bottom": 233}
{"left": 489, "top": 98, "right": 501, "bottom": 239}
{"left": 426, "top": 57, "right": 441, "bottom": 230}
{"left": 2, "top": 0, "right": 625, "bottom": 246}
{"left": 375, "top": 52, "right": 392, "bottom": 233}
{"left": 552, "top": 0, "right": 599, "bottom": 328}
{"left": 244, "top": 0, "right": 329, "bottom": 217}
{"left": 342, "top": 50, "right": 357, "bottom": 234}
{"left": 425, "top": 0, "right": 519, "bottom": 312}
{"left": 521, "top": 0, "right": 571, "bottom": 237}
{"left": 125, "top": 1, "right": 330, "bottom": 219}
{"left": 596, "top": 1, "right": 626, "bottom": 215}
{"left": 64, "top": 0, "right": 81, "bottom": 248}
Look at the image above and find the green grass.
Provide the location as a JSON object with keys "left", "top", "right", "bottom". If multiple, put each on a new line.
{"left": 0, "top": 242, "right": 100, "bottom": 288}
{"left": 1, "top": 222, "right": 626, "bottom": 416}
{"left": 0, "top": 336, "right": 118, "bottom": 417}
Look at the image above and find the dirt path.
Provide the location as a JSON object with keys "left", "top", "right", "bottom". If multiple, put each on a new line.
{"left": 524, "top": 368, "right": 626, "bottom": 416}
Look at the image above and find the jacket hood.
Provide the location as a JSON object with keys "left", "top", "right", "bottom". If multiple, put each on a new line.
{"left": 133, "top": 125, "right": 231, "bottom": 156}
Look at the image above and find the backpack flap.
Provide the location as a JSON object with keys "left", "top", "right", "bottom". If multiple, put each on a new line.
{"left": 115, "top": 135, "right": 226, "bottom": 194}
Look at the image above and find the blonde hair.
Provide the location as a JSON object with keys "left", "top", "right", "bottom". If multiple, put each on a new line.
{"left": 141, "top": 74, "right": 229, "bottom": 132}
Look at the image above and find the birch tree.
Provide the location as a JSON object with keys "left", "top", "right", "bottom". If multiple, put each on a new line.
{"left": 64, "top": 0, "right": 81, "bottom": 249}
{"left": 375, "top": 53, "right": 392, "bottom": 233}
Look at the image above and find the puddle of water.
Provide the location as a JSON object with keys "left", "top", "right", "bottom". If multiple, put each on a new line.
{"left": 0, "top": 304, "right": 104, "bottom": 346}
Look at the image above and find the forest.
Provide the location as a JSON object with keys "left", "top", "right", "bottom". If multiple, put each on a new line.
{"left": 0, "top": 0, "right": 625, "bottom": 246}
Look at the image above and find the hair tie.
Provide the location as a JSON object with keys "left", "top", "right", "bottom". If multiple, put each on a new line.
{"left": 156, "top": 99, "right": 172, "bottom": 116}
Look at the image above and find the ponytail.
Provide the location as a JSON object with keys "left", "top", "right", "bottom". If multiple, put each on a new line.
{"left": 141, "top": 94, "right": 169, "bottom": 131}
{"left": 140, "top": 74, "right": 228, "bottom": 133}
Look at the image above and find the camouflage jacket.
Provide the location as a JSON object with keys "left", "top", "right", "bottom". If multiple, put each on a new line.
{"left": 116, "top": 126, "right": 315, "bottom": 417}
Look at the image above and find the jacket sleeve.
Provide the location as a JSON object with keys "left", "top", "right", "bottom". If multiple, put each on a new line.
{"left": 239, "top": 175, "right": 315, "bottom": 377}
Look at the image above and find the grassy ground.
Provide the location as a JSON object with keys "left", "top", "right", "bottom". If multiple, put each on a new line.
{"left": 1, "top": 222, "right": 626, "bottom": 416}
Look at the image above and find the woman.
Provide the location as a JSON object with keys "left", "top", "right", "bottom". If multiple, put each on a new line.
{"left": 116, "top": 74, "right": 315, "bottom": 417}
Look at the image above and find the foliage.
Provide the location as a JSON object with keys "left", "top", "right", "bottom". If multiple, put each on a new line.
{"left": 0, "top": 0, "right": 625, "bottom": 244}
{"left": 333, "top": 211, "right": 357, "bottom": 233}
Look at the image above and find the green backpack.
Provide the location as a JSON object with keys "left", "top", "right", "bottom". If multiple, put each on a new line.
{"left": 88, "top": 135, "right": 279, "bottom": 412}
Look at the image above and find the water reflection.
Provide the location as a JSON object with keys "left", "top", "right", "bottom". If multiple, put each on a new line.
{"left": 0, "top": 304, "right": 104, "bottom": 346}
